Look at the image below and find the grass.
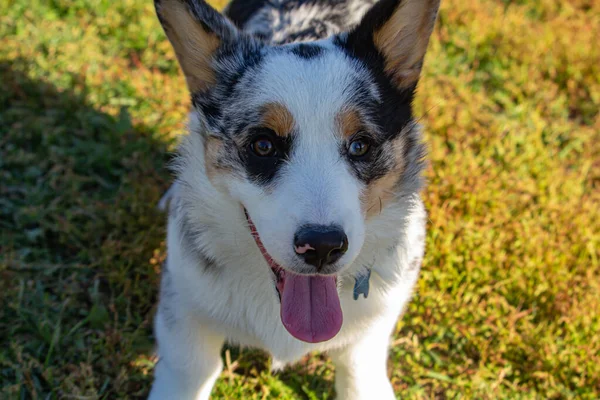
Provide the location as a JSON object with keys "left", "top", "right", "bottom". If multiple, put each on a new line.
{"left": 0, "top": 0, "right": 598, "bottom": 398}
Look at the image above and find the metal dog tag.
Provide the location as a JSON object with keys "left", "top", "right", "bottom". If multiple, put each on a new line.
{"left": 353, "top": 269, "right": 371, "bottom": 300}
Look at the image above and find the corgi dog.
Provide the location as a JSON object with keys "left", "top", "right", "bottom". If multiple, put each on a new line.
{"left": 149, "top": 0, "right": 439, "bottom": 398}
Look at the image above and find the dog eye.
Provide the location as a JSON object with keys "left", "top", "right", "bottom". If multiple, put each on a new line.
{"left": 348, "top": 139, "right": 371, "bottom": 158}
{"left": 251, "top": 137, "right": 276, "bottom": 157}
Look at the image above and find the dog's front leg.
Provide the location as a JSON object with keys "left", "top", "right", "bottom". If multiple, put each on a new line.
{"left": 148, "top": 313, "right": 224, "bottom": 400}
{"left": 330, "top": 322, "right": 396, "bottom": 400}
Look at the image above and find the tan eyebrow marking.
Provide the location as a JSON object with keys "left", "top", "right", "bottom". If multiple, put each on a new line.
{"left": 336, "top": 108, "right": 364, "bottom": 139}
{"left": 260, "top": 102, "right": 295, "bottom": 137}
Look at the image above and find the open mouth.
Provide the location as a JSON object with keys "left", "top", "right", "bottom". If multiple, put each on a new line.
{"left": 244, "top": 209, "right": 343, "bottom": 343}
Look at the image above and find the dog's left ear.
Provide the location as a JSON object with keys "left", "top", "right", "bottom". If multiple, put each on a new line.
{"left": 343, "top": 0, "right": 440, "bottom": 89}
{"left": 154, "top": 0, "right": 239, "bottom": 93}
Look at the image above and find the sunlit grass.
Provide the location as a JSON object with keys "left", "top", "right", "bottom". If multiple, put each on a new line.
{"left": 1, "top": 0, "right": 598, "bottom": 398}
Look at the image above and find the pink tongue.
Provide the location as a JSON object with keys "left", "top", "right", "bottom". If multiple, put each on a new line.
{"left": 280, "top": 273, "right": 343, "bottom": 343}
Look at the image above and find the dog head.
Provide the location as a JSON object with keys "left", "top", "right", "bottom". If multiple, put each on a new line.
{"left": 155, "top": 0, "right": 438, "bottom": 277}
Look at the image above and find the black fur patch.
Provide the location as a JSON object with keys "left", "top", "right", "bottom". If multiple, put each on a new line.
{"left": 290, "top": 43, "right": 325, "bottom": 59}
{"left": 225, "top": 0, "right": 270, "bottom": 28}
{"left": 241, "top": 129, "right": 293, "bottom": 185}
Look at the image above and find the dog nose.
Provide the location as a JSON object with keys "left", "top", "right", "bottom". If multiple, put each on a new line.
{"left": 294, "top": 225, "right": 348, "bottom": 270}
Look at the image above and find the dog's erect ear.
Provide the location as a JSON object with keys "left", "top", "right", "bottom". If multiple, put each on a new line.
{"left": 345, "top": 0, "right": 440, "bottom": 89}
{"left": 154, "top": 0, "right": 239, "bottom": 93}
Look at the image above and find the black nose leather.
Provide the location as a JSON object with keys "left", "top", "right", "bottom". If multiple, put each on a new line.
{"left": 294, "top": 225, "right": 348, "bottom": 270}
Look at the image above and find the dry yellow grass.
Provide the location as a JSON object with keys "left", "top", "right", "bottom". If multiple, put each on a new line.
{"left": 1, "top": 0, "right": 598, "bottom": 398}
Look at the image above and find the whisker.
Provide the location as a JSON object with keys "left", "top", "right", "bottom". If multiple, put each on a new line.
{"left": 413, "top": 102, "right": 441, "bottom": 126}
{"left": 366, "top": 202, "right": 378, "bottom": 214}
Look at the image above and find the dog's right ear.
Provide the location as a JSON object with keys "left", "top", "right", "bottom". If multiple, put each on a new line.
{"left": 154, "top": 0, "right": 239, "bottom": 93}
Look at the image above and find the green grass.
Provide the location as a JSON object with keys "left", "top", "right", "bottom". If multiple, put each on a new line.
{"left": 1, "top": 0, "right": 598, "bottom": 398}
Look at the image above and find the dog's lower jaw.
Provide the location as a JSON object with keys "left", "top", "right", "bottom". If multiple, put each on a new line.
{"left": 244, "top": 209, "right": 344, "bottom": 343}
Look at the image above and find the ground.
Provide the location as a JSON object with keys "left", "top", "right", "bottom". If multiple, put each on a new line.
{"left": 1, "top": 0, "right": 599, "bottom": 399}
